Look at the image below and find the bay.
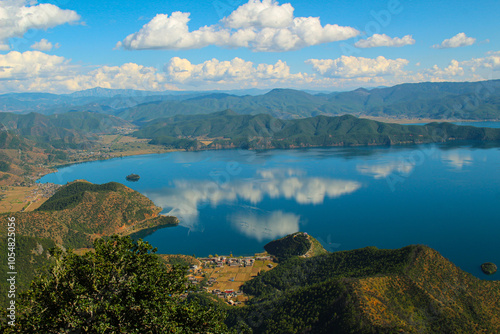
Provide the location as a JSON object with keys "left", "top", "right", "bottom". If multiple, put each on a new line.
{"left": 39, "top": 140, "right": 500, "bottom": 280}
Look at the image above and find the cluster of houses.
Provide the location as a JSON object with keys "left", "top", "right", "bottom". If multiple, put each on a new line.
{"left": 209, "top": 288, "right": 244, "bottom": 305}
{"left": 186, "top": 255, "right": 276, "bottom": 305}
{"left": 70, "top": 150, "right": 114, "bottom": 162}
{"left": 33, "top": 182, "right": 61, "bottom": 199}
{"left": 199, "top": 255, "right": 272, "bottom": 268}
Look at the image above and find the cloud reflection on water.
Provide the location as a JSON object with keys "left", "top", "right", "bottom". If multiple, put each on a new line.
{"left": 441, "top": 151, "right": 473, "bottom": 170}
{"left": 357, "top": 160, "right": 414, "bottom": 179}
{"left": 144, "top": 168, "right": 361, "bottom": 231}
{"left": 230, "top": 210, "right": 300, "bottom": 242}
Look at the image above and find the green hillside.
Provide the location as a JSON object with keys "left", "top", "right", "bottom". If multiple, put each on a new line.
{"left": 1, "top": 180, "right": 177, "bottom": 249}
{"left": 0, "top": 235, "right": 56, "bottom": 308}
{"left": 263, "top": 232, "right": 326, "bottom": 261}
{"left": 0, "top": 130, "right": 71, "bottom": 185}
{"left": 134, "top": 112, "right": 500, "bottom": 150}
{"left": 225, "top": 244, "right": 500, "bottom": 333}
{"left": 0, "top": 111, "right": 132, "bottom": 152}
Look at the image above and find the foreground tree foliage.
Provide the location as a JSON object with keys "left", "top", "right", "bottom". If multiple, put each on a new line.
{"left": 2, "top": 236, "right": 229, "bottom": 333}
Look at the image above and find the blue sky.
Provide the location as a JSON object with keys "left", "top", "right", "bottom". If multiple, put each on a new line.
{"left": 0, "top": 0, "right": 499, "bottom": 93}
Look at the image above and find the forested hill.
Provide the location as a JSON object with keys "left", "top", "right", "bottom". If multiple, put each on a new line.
{"left": 0, "top": 180, "right": 178, "bottom": 309}
{"left": 223, "top": 244, "right": 500, "bottom": 333}
{"left": 1, "top": 180, "right": 177, "bottom": 249}
{"left": 264, "top": 232, "right": 327, "bottom": 260}
{"left": 0, "top": 111, "right": 130, "bottom": 137}
{"left": 133, "top": 111, "right": 500, "bottom": 150}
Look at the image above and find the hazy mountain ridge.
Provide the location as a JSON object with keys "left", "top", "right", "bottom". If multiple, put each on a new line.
{"left": 3, "top": 80, "right": 500, "bottom": 120}
{"left": 107, "top": 80, "right": 500, "bottom": 121}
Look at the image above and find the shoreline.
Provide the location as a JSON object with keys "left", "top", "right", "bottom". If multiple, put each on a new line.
{"left": 5, "top": 118, "right": 500, "bottom": 214}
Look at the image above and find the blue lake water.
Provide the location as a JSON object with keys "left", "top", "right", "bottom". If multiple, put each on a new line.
{"left": 38, "top": 141, "right": 500, "bottom": 280}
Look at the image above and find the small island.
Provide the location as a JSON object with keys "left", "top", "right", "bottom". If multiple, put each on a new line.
{"left": 125, "top": 173, "right": 140, "bottom": 182}
{"left": 481, "top": 262, "right": 497, "bottom": 275}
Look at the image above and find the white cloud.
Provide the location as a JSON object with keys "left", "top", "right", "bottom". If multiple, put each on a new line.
{"left": 3, "top": 49, "right": 500, "bottom": 93}
{"left": 306, "top": 56, "right": 409, "bottom": 78}
{"left": 231, "top": 210, "right": 300, "bottom": 241}
{"left": 30, "top": 38, "right": 59, "bottom": 51}
{"left": 116, "top": 0, "right": 359, "bottom": 52}
{"left": 222, "top": 0, "right": 294, "bottom": 29}
{"left": 425, "top": 60, "right": 465, "bottom": 80}
{"left": 460, "top": 52, "right": 500, "bottom": 72}
{"left": 355, "top": 34, "right": 415, "bottom": 48}
{"left": 432, "top": 33, "right": 476, "bottom": 49}
{"left": 164, "top": 57, "right": 304, "bottom": 86}
{"left": 0, "top": 51, "right": 74, "bottom": 91}
{"left": 69, "top": 63, "right": 176, "bottom": 92}
{"left": 0, "top": 0, "right": 80, "bottom": 49}
{"left": 0, "top": 51, "right": 178, "bottom": 93}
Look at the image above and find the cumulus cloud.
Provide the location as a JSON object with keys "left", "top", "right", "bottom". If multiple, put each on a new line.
{"left": 0, "top": 0, "right": 80, "bottom": 49}
{"left": 30, "top": 38, "right": 59, "bottom": 51}
{"left": 116, "top": 0, "right": 359, "bottom": 52}
{"left": 460, "top": 52, "right": 500, "bottom": 72}
{"left": 432, "top": 33, "right": 476, "bottom": 49}
{"left": 144, "top": 169, "right": 361, "bottom": 229}
{"left": 0, "top": 51, "right": 74, "bottom": 92}
{"left": 164, "top": 57, "right": 304, "bottom": 86}
{"left": 425, "top": 59, "right": 465, "bottom": 80}
{"left": 0, "top": 51, "right": 178, "bottom": 93}
{"left": 3, "top": 49, "right": 500, "bottom": 93}
{"left": 231, "top": 210, "right": 300, "bottom": 241}
{"left": 306, "top": 56, "right": 409, "bottom": 78}
{"left": 354, "top": 34, "right": 415, "bottom": 48}
{"left": 0, "top": 52, "right": 305, "bottom": 93}
{"left": 69, "top": 63, "right": 175, "bottom": 92}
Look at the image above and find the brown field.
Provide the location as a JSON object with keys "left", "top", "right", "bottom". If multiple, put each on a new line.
{"left": 100, "top": 135, "right": 149, "bottom": 144}
{"left": 200, "top": 259, "right": 276, "bottom": 303}
{"left": 0, "top": 185, "right": 48, "bottom": 213}
{"left": 96, "top": 135, "right": 176, "bottom": 158}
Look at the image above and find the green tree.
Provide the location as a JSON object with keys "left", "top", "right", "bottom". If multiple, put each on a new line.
{"left": 0, "top": 160, "right": 10, "bottom": 172}
{"left": 2, "top": 236, "right": 229, "bottom": 333}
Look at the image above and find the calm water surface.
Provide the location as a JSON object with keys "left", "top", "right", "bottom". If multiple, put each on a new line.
{"left": 39, "top": 140, "right": 500, "bottom": 280}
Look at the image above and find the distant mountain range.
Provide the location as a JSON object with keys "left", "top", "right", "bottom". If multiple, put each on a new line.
{"left": 2, "top": 80, "right": 500, "bottom": 121}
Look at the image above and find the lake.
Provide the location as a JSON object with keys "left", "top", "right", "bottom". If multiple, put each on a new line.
{"left": 39, "top": 140, "right": 500, "bottom": 280}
